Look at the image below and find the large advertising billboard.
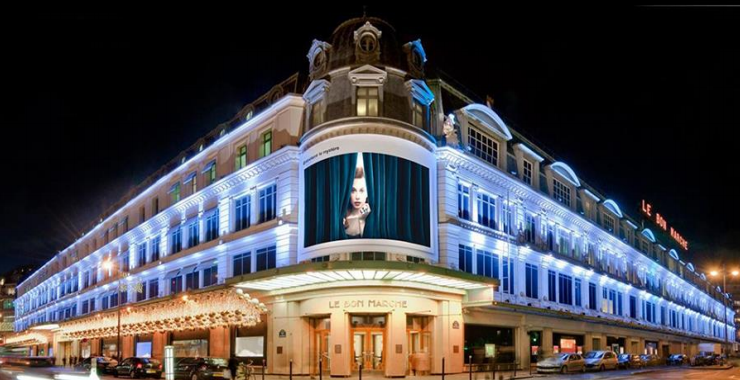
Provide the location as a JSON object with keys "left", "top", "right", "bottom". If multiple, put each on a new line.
{"left": 303, "top": 152, "right": 430, "bottom": 248}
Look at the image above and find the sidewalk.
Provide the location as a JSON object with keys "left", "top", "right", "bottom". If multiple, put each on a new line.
{"left": 251, "top": 372, "right": 542, "bottom": 380}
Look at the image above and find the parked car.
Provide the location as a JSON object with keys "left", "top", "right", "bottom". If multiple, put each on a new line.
{"left": 702, "top": 353, "right": 720, "bottom": 366}
{"left": 691, "top": 354, "right": 708, "bottom": 366}
{"left": 76, "top": 356, "right": 117, "bottom": 374}
{"left": 536, "top": 353, "right": 585, "bottom": 374}
{"left": 174, "top": 357, "right": 231, "bottom": 380}
{"left": 617, "top": 354, "right": 643, "bottom": 369}
{"left": 639, "top": 354, "right": 662, "bottom": 366}
{"left": 112, "top": 357, "right": 162, "bottom": 379}
{"left": 583, "top": 351, "right": 618, "bottom": 371}
{"left": 666, "top": 354, "right": 688, "bottom": 365}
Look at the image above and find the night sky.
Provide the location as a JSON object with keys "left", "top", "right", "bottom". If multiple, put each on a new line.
{"left": 3, "top": 7, "right": 739, "bottom": 281}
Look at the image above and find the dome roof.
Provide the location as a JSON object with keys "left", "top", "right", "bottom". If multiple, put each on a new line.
{"left": 326, "top": 17, "right": 409, "bottom": 73}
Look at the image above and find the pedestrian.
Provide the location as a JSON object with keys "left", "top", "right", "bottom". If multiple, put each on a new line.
{"left": 62, "top": 356, "right": 67, "bottom": 367}
{"left": 228, "top": 356, "right": 238, "bottom": 379}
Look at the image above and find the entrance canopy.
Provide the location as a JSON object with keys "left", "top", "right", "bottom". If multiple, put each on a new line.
{"left": 3, "top": 331, "right": 51, "bottom": 347}
{"left": 59, "top": 288, "right": 267, "bottom": 340}
{"left": 229, "top": 261, "right": 497, "bottom": 292}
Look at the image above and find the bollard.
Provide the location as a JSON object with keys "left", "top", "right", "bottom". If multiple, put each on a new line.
{"left": 442, "top": 357, "right": 445, "bottom": 380}
{"left": 491, "top": 361, "right": 495, "bottom": 380}
{"left": 262, "top": 360, "right": 265, "bottom": 380}
{"left": 513, "top": 360, "right": 517, "bottom": 378}
{"left": 359, "top": 364, "right": 363, "bottom": 380}
{"left": 319, "top": 357, "right": 322, "bottom": 380}
{"left": 468, "top": 355, "right": 472, "bottom": 380}
{"left": 289, "top": 359, "right": 293, "bottom": 380}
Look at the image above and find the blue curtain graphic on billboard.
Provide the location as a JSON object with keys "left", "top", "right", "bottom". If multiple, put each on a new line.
{"left": 304, "top": 152, "right": 430, "bottom": 247}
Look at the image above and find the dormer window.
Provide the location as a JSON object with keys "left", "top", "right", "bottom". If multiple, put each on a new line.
{"left": 359, "top": 33, "right": 377, "bottom": 53}
{"left": 522, "top": 159, "right": 533, "bottom": 185}
{"left": 602, "top": 213, "right": 615, "bottom": 232}
{"left": 406, "top": 79, "right": 434, "bottom": 130}
{"left": 553, "top": 178, "right": 571, "bottom": 207}
{"left": 356, "top": 87, "right": 379, "bottom": 116}
{"left": 468, "top": 127, "right": 499, "bottom": 166}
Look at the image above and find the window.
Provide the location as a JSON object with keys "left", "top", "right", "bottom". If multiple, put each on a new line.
{"left": 136, "top": 285, "right": 147, "bottom": 302}
{"left": 502, "top": 256, "right": 514, "bottom": 294}
{"left": 524, "top": 214, "right": 536, "bottom": 243}
{"left": 588, "top": 283, "right": 596, "bottom": 310}
{"left": 259, "top": 130, "right": 272, "bottom": 158}
{"left": 170, "top": 182, "right": 181, "bottom": 204}
{"left": 148, "top": 279, "right": 159, "bottom": 299}
{"left": 502, "top": 203, "right": 514, "bottom": 235}
{"left": 629, "top": 295, "right": 637, "bottom": 318}
{"left": 235, "top": 145, "right": 247, "bottom": 170}
{"left": 356, "top": 87, "right": 379, "bottom": 116}
{"left": 256, "top": 246, "right": 277, "bottom": 271}
{"left": 476, "top": 193, "right": 496, "bottom": 229}
{"left": 559, "top": 273, "right": 573, "bottom": 305}
{"left": 522, "top": 159, "right": 533, "bottom": 185}
{"left": 476, "top": 250, "right": 499, "bottom": 279}
{"left": 458, "top": 183, "right": 470, "bottom": 220}
{"left": 233, "top": 252, "right": 251, "bottom": 276}
{"left": 468, "top": 127, "right": 498, "bottom": 166}
{"left": 152, "top": 197, "right": 159, "bottom": 215}
{"left": 235, "top": 195, "right": 251, "bottom": 231}
{"left": 553, "top": 179, "right": 571, "bottom": 207}
{"left": 138, "top": 243, "right": 147, "bottom": 267}
{"left": 525, "top": 263, "right": 538, "bottom": 299}
{"left": 205, "top": 211, "right": 219, "bottom": 241}
{"left": 205, "top": 161, "right": 217, "bottom": 185}
{"left": 170, "top": 276, "right": 183, "bottom": 295}
{"left": 459, "top": 245, "right": 473, "bottom": 273}
{"left": 139, "top": 206, "right": 146, "bottom": 224}
{"left": 575, "top": 279, "right": 582, "bottom": 307}
{"left": 171, "top": 226, "right": 182, "bottom": 254}
{"left": 151, "top": 236, "right": 161, "bottom": 262}
{"left": 185, "top": 271, "right": 199, "bottom": 291}
{"left": 110, "top": 293, "right": 119, "bottom": 308}
{"left": 617, "top": 292, "right": 623, "bottom": 316}
{"left": 203, "top": 264, "right": 218, "bottom": 287}
{"left": 548, "top": 270, "right": 556, "bottom": 302}
{"left": 89, "top": 298, "right": 95, "bottom": 312}
{"left": 406, "top": 255, "right": 425, "bottom": 264}
{"left": 82, "top": 300, "right": 89, "bottom": 314}
{"left": 602, "top": 213, "right": 615, "bottom": 233}
{"left": 411, "top": 100, "right": 426, "bottom": 128}
{"left": 187, "top": 172, "right": 198, "bottom": 195}
{"left": 351, "top": 252, "right": 386, "bottom": 261}
{"left": 187, "top": 220, "right": 200, "bottom": 248}
{"left": 259, "top": 184, "right": 277, "bottom": 223}
{"left": 102, "top": 296, "right": 109, "bottom": 310}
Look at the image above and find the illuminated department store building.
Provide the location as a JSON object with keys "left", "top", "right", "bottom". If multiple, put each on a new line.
{"left": 10, "top": 17, "right": 734, "bottom": 377}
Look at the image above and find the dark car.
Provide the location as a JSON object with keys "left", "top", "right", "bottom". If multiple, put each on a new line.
{"left": 76, "top": 356, "right": 116, "bottom": 374}
{"left": 702, "top": 353, "right": 719, "bottom": 366}
{"left": 174, "top": 357, "right": 231, "bottom": 380}
{"left": 617, "top": 354, "right": 643, "bottom": 369}
{"left": 691, "top": 354, "right": 708, "bottom": 366}
{"left": 666, "top": 354, "right": 688, "bottom": 366}
{"left": 113, "top": 357, "right": 162, "bottom": 379}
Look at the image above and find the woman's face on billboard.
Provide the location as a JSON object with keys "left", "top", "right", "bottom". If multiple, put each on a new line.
{"left": 351, "top": 177, "right": 367, "bottom": 209}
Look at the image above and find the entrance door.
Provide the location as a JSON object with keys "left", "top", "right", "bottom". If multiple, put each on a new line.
{"left": 352, "top": 330, "right": 384, "bottom": 371}
{"left": 350, "top": 315, "right": 386, "bottom": 372}
{"left": 311, "top": 317, "right": 331, "bottom": 376}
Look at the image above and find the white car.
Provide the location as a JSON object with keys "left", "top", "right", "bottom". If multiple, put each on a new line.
{"left": 583, "top": 350, "right": 618, "bottom": 371}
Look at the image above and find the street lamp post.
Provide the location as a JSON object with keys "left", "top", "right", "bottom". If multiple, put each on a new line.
{"left": 710, "top": 264, "right": 739, "bottom": 356}
{"left": 103, "top": 260, "right": 124, "bottom": 361}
